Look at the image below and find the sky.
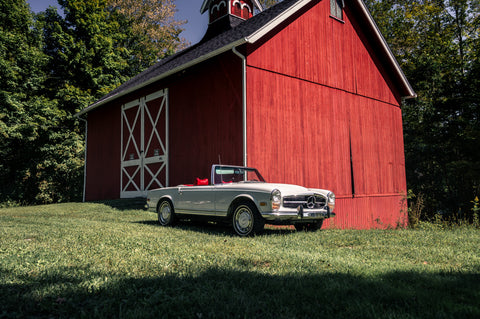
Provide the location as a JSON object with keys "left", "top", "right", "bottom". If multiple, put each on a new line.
{"left": 26, "top": 0, "right": 209, "bottom": 45}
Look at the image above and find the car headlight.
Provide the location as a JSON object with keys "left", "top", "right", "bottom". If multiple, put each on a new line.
{"left": 327, "top": 192, "right": 335, "bottom": 211}
{"left": 271, "top": 189, "right": 281, "bottom": 211}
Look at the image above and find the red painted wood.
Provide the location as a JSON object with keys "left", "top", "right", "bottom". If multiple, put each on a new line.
{"left": 210, "top": 0, "right": 228, "bottom": 23}
{"left": 245, "top": 0, "right": 407, "bottom": 228}
{"left": 168, "top": 53, "right": 243, "bottom": 184}
{"left": 85, "top": 103, "right": 121, "bottom": 201}
{"left": 246, "top": 68, "right": 353, "bottom": 195}
{"left": 324, "top": 195, "right": 408, "bottom": 229}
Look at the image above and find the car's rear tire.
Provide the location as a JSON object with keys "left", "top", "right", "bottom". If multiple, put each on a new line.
{"left": 157, "top": 199, "right": 176, "bottom": 226}
{"left": 232, "top": 201, "right": 264, "bottom": 237}
{"left": 294, "top": 220, "right": 323, "bottom": 232}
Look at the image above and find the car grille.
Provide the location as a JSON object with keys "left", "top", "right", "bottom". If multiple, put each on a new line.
{"left": 283, "top": 194, "right": 327, "bottom": 209}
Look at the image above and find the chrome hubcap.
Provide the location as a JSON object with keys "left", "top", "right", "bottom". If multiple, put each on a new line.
{"left": 159, "top": 203, "right": 171, "bottom": 223}
{"left": 235, "top": 207, "right": 252, "bottom": 233}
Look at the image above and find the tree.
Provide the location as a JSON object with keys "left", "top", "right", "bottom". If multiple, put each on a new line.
{"left": 108, "top": 0, "right": 188, "bottom": 71}
{"left": 30, "top": 0, "right": 136, "bottom": 204}
{"left": 0, "top": 0, "right": 82, "bottom": 204}
{"left": 42, "top": 0, "right": 188, "bottom": 110}
{"left": 42, "top": 0, "right": 132, "bottom": 105}
{"left": 259, "top": 0, "right": 281, "bottom": 9}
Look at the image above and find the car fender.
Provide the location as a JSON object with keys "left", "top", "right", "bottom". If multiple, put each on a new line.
{"left": 155, "top": 194, "right": 175, "bottom": 209}
{"left": 227, "top": 193, "right": 265, "bottom": 217}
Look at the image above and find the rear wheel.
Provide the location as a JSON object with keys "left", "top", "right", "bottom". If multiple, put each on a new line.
{"left": 294, "top": 220, "right": 324, "bottom": 232}
{"left": 232, "top": 201, "right": 264, "bottom": 237}
{"left": 157, "top": 200, "right": 176, "bottom": 226}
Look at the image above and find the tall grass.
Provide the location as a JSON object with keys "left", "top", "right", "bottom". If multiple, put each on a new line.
{"left": 1, "top": 202, "right": 479, "bottom": 318}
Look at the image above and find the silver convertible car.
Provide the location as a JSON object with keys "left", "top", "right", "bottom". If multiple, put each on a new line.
{"left": 147, "top": 165, "right": 335, "bottom": 236}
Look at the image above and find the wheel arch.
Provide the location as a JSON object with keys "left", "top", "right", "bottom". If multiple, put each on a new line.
{"left": 227, "top": 195, "right": 261, "bottom": 218}
{"left": 156, "top": 195, "right": 174, "bottom": 211}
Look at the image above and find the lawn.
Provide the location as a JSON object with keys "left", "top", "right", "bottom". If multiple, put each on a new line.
{"left": 1, "top": 201, "right": 479, "bottom": 318}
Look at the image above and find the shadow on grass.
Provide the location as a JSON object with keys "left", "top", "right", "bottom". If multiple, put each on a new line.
{"left": 134, "top": 218, "right": 298, "bottom": 237}
{"left": 2, "top": 265, "right": 479, "bottom": 318}
{"left": 93, "top": 198, "right": 147, "bottom": 211}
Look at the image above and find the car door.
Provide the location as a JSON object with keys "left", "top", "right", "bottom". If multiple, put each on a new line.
{"left": 175, "top": 186, "right": 216, "bottom": 216}
{"left": 213, "top": 183, "right": 242, "bottom": 217}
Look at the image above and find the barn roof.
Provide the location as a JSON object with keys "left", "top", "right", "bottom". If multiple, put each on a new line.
{"left": 77, "top": 0, "right": 416, "bottom": 116}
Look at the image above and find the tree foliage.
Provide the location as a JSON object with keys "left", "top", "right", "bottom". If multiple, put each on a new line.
{"left": 108, "top": 0, "right": 188, "bottom": 70}
{"left": 0, "top": 0, "right": 67, "bottom": 204}
{"left": 259, "top": 0, "right": 281, "bottom": 9}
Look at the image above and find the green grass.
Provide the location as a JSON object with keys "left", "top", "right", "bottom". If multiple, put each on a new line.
{"left": 1, "top": 202, "right": 479, "bottom": 318}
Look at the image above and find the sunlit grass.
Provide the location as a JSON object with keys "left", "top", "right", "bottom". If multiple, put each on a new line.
{"left": 1, "top": 202, "right": 479, "bottom": 318}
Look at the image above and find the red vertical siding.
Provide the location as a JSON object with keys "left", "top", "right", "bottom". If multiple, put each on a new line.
{"left": 85, "top": 103, "right": 121, "bottom": 201}
{"left": 168, "top": 53, "right": 243, "bottom": 185}
{"left": 247, "top": 68, "right": 352, "bottom": 196}
{"left": 246, "top": 67, "right": 407, "bottom": 229}
{"left": 246, "top": 0, "right": 407, "bottom": 228}
{"left": 324, "top": 195, "right": 407, "bottom": 229}
{"left": 349, "top": 96, "right": 407, "bottom": 196}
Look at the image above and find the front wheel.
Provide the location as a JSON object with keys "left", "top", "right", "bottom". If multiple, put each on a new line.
{"left": 157, "top": 200, "right": 176, "bottom": 226}
{"left": 232, "top": 201, "right": 265, "bottom": 237}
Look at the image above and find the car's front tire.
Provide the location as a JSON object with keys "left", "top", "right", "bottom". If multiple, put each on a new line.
{"left": 157, "top": 199, "right": 176, "bottom": 226}
{"left": 232, "top": 201, "right": 264, "bottom": 237}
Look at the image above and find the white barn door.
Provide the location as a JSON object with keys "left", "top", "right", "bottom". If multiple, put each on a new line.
{"left": 121, "top": 89, "right": 168, "bottom": 198}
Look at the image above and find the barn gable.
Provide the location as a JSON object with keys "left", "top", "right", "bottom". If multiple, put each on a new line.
{"left": 77, "top": 0, "right": 415, "bottom": 229}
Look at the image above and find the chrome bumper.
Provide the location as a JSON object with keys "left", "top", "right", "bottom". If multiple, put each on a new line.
{"left": 261, "top": 207, "right": 335, "bottom": 221}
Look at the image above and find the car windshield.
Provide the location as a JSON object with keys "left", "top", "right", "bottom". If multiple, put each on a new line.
{"left": 214, "top": 166, "right": 265, "bottom": 184}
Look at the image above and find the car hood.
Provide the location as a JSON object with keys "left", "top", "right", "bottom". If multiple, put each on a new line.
{"left": 219, "top": 182, "right": 331, "bottom": 197}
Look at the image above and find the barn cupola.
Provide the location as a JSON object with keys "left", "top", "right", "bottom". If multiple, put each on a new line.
{"left": 200, "top": 0, "right": 263, "bottom": 41}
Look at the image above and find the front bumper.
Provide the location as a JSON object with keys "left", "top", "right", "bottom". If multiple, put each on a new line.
{"left": 261, "top": 207, "right": 335, "bottom": 221}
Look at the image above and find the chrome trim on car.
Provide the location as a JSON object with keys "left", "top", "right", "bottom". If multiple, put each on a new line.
{"left": 260, "top": 207, "right": 332, "bottom": 221}
{"left": 283, "top": 194, "right": 327, "bottom": 209}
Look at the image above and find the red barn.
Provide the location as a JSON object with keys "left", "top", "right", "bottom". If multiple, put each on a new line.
{"left": 77, "top": 0, "right": 416, "bottom": 229}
